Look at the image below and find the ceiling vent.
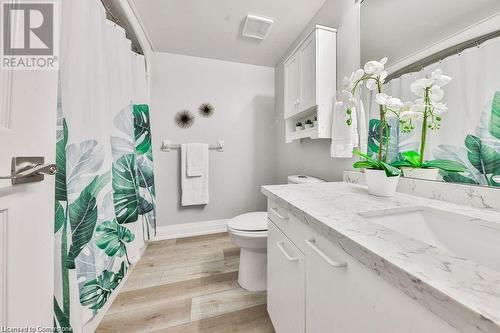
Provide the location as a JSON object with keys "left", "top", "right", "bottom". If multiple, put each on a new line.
{"left": 242, "top": 15, "right": 274, "bottom": 40}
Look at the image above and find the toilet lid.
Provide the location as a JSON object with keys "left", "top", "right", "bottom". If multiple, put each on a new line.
{"left": 227, "top": 212, "right": 268, "bottom": 232}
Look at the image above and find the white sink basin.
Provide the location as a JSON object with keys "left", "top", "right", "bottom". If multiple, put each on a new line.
{"left": 360, "top": 206, "right": 500, "bottom": 272}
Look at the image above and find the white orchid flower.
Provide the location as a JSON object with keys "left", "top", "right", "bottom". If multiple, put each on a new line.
{"left": 433, "top": 102, "right": 448, "bottom": 114}
{"left": 375, "top": 93, "right": 390, "bottom": 105}
{"left": 429, "top": 85, "right": 444, "bottom": 102}
{"left": 430, "top": 68, "right": 451, "bottom": 87}
{"left": 337, "top": 90, "right": 357, "bottom": 109}
{"left": 386, "top": 97, "right": 404, "bottom": 111}
{"left": 363, "top": 57, "right": 388, "bottom": 76}
{"left": 400, "top": 110, "right": 422, "bottom": 121}
{"left": 410, "top": 78, "right": 432, "bottom": 97}
{"left": 375, "top": 93, "right": 403, "bottom": 111}
{"left": 410, "top": 99, "right": 426, "bottom": 113}
{"left": 366, "top": 78, "right": 378, "bottom": 91}
{"left": 354, "top": 68, "right": 365, "bottom": 81}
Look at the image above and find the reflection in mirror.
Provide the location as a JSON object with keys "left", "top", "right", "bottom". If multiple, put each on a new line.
{"left": 360, "top": 0, "right": 500, "bottom": 188}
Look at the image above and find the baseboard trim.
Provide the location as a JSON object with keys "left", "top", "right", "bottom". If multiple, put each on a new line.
{"left": 154, "top": 219, "right": 229, "bottom": 241}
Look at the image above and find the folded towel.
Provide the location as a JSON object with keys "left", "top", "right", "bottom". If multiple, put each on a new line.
{"left": 331, "top": 101, "right": 355, "bottom": 158}
{"left": 181, "top": 144, "right": 209, "bottom": 206}
{"left": 187, "top": 143, "right": 208, "bottom": 177}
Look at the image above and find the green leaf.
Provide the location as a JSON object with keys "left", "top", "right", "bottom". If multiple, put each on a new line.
{"left": 441, "top": 170, "right": 478, "bottom": 185}
{"left": 423, "top": 160, "right": 466, "bottom": 172}
{"left": 353, "top": 161, "right": 376, "bottom": 169}
{"left": 54, "top": 297, "right": 71, "bottom": 330}
{"left": 66, "top": 177, "right": 99, "bottom": 269}
{"left": 80, "top": 262, "right": 127, "bottom": 310}
{"left": 55, "top": 201, "right": 65, "bottom": 233}
{"left": 380, "top": 161, "right": 401, "bottom": 177}
{"left": 137, "top": 163, "right": 154, "bottom": 188}
{"left": 133, "top": 105, "right": 152, "bottom": 155}
{"left": 489, "top": 91, "right": 500, "bottom": 140}
{"left": 112, "top": 154, "right": 139, "bottom": 224}
{"left": 96, "top": 220, "right": 134, "bottom": 257}
{"left": 464, "top": 135, "right": 500, "bottom": 175}
{"left": 400, "top": 151, "right": 421, "bottom": 167}
{"left": 138, "top": 196, "right": 154, "bottom": 215}
{"left": 55, "top": 119, "right": 68, "bottom": 201}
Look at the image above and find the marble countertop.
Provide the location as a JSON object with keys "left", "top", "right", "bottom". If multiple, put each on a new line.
{"left": 261, "top": 182, "right": 500, "bottom": 333}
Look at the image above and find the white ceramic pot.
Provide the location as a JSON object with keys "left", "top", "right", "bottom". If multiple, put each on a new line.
{"left": 402, "top": 167, "right": 439, "bottom": 181}
{"left": 304, "top": 123, "right": 313, "bottom": 129}
{"left": 365, "top": 169, "right": 400, "bottom": 197}
{"left": 295, "top": 126, "right": 303, "bottom": 131}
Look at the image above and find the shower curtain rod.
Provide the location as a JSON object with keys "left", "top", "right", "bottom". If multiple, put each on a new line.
{"left": 100, "top": 0, "right": 143, "bottom": 55}
{"left": 387, "top": 29, "right": 500, "bottom": 82}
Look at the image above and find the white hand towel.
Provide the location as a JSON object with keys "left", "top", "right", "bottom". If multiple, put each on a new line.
{"left": 331, "top": 101, "right": 355, "bottom": 158}
{"left": 186, "top": 143, "right": 208, "bottom": 177}
{"left": 181, "top": 144, "right": 209, "bottom": 206}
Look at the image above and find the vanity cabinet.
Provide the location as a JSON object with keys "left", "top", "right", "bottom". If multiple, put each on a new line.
{"left": 267, "top": 199, "right": 459, "bottom": 333}
{"left": 267, "top": 221, "right": 305, "bottom": 333}
{"left": 283, "top": 25, "right": 336, "bottom": 143}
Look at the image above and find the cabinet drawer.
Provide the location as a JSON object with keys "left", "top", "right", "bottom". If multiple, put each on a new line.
{"left": 267, "top": 221, "right": 305, "bottom": 333}
{"left": 304, "top": 229, "right": 458, "bottom": 333}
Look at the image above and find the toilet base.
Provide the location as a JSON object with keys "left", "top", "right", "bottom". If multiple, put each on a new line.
{"left": 238, "top": 247, "right": 267, "bottom": 291}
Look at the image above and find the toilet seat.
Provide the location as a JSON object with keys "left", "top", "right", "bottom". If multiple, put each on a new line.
{"left": 227, "top": 211, "right": 268, "bottom": 232}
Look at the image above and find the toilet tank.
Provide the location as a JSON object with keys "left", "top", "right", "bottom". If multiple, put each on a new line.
{"left": 287, "top": 175, "right": 325, "bottom": 184}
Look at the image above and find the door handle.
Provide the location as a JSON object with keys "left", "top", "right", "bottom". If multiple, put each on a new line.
{"left": 276, "top": 241, "right": 299, "bottom": 262}
{"left": 306, "top": 239, "right": 347, "bottom": 268}
{"left": 1, "top": 157, "right": 57, "bottom": 185}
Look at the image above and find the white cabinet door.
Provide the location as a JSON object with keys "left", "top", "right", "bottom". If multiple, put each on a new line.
{"left": 298, "top": 33, "right": 316, "bottom": 112}
{"left": 284, "top": 53, "right": 299, "bottom": 118}
{"left": 304, "top": 232, "right": 459, "bottom": 333}
{"left": 267, "top": 221, "right": 305, "bottom": 333}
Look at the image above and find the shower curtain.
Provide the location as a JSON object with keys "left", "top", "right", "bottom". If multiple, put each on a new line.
{"left": 54, "top": 0, "right": 156, "bottom": 331}
{"left": 363, "top": 36, "right": 500, "bottom": 187}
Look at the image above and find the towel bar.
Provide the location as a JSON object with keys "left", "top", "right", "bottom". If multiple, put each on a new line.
{"left": 161, "top": 140, "right": 224, "bottom": 152}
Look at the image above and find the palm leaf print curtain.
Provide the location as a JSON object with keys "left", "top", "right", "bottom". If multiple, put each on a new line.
{"left": 54, "top": 1, "right": 156, "bottom": 331}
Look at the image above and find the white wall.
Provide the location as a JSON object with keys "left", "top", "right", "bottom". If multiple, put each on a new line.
{"left": 151, "top": 52, "right": 275, "bottom": 226}
{"left": 274, "top": 0, "right": 361, "bottom": 183}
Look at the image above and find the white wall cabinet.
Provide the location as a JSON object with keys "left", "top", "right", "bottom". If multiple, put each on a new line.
{"left": 283, "top": 25, "right": 336, "bottom": 143}
{"left": 267, "top": 199, "right": 460, "bottom": 333}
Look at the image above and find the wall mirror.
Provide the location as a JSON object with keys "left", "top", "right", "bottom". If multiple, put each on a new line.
{"left": 360, "top": 0, "right": 500, "bottom": 188}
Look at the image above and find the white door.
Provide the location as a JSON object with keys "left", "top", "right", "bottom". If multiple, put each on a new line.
{"left": 0, "top": 41, "right": 58, "bottom": 330}
{"left": 267, "top": 221, "right": 305, "bottom": 333}
{"left": 284, "top": 53, "right": 299, "bottom": 118}
{"left": 299, "top": 32, "right": 316, "bottom": 112}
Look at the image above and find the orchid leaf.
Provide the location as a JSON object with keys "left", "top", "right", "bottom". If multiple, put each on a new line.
{"left": 400, "top": 151, "right": 421, "bottom": 167}
{"left": 379, "top": 161, "right": 401, "bottom": 177}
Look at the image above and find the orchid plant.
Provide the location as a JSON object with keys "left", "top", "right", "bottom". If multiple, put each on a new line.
{"left": 394, "top": 69, "right": 466, "bottom": 172}
{"left": 338, "top": 57, "right": 403, "bottom": 176}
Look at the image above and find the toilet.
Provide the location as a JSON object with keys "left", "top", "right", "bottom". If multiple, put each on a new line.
{"left": 227, "top": 175, "right": 325, "bottom": 291}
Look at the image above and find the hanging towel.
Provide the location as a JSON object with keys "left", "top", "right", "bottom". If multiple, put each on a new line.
{"left": 187, "top": 143, "right": 208, "bottom": 176}
{"left": 181, "top": 143, "right": 209, "bottom": 206}
{"left": 331, "top": 101, "right": 356, "bottom": 158}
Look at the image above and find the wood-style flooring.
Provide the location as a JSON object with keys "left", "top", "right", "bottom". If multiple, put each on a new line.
{"left": 97, "top": 232, "right": 275, "bottom": 333}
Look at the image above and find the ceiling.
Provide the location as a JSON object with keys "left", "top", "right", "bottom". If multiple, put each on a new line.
{"left": 129, "top": 0, "right": 328, "bottom": 67}
{"left": 361, "top": 0, "right": 500, "bottom": 65}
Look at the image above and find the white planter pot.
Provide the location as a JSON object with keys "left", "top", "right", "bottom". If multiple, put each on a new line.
{"left": 313, "top": 120, "right": 318, "bottom": 128}
{"left": 365, "top": 169, "right": 400, "bottom": 197}
{"left": 295, "top": 126, "right": 303, "bottom": 132}
{"left": 402, "top": 167, "right": 439, "bottom": 181}
{"left": 304, "top": 123, "right": 313, "bottom": 129}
